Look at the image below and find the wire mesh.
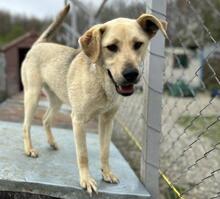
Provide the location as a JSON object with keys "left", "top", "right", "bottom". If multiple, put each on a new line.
{"left": 160, "top": 0, "right": 220, "bottom": 198}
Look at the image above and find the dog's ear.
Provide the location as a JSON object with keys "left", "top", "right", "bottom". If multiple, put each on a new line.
{"left": 137, "top": 14, "right": 168, "bottom": 39}
{"left": 79, "top": 24, "right": 105, "bottom": 63}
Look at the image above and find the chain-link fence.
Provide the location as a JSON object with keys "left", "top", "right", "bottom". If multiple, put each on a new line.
{"left": 160, "top": 0, "right": 220, "bottom": 198}
{"left": 63, "top": 0, "right": 220, "bottom": 198}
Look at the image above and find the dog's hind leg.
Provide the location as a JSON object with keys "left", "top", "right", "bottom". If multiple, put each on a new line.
{"left": 22, "top": 61, "right": 43, "bottom": 158}
{"left": 42, "top": 87, "right": 62, "bottom": 150}
{"left": 23, "top": 85, "right": 42, "bottom": 158}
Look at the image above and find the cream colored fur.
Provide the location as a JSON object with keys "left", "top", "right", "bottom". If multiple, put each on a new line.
{"left": 21, "top": 4, "right": 167, "bottom": 195}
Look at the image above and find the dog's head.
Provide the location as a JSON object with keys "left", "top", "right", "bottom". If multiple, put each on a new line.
{"left": 79, "top": 14, "right": 167, "bottom": 96}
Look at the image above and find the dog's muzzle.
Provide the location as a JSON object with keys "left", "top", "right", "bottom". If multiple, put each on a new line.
{"left": 107, "top": 69, "right": 135, "bottom": 96}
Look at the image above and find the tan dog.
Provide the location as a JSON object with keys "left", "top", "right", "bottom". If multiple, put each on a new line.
{"left": 21, "top": 4, "right": 167, "bottom": 195}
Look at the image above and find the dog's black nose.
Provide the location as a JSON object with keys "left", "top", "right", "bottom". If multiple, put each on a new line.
{"left": 122, "top": 67, "right": 139, "bottom": 83}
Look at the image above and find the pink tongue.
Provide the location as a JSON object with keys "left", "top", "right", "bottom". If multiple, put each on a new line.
{"left": 118, "top": 85, "right": 134, "bottom": 93}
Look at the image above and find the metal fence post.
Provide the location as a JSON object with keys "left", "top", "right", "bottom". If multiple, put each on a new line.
{"left": 141, "top": 0, "right": 167, "bottom": 198}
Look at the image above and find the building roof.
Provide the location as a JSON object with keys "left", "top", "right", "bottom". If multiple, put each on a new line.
{"left": 0, "top": 31, "right": 38, "bottom": 52}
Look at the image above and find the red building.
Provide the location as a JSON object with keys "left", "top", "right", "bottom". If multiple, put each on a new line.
{"left": 0, "top": 32, "right": 38, "bottom": 97}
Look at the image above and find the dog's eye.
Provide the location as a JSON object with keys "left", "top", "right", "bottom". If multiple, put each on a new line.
{"left": 106, "top": 44, "right": 118, "bottom": 52}
{"left": 133, "top": 42, "right": 143, "bottom": 50}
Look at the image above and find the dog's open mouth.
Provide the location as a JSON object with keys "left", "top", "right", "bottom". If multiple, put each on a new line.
{"left": 107, "top": 69, "right": 134, "bottom": 96}
{"left": 116, "top": 84, "right": 134, "bottom": 96}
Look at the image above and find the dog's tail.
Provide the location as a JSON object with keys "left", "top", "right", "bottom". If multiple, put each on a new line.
{"left": 35, "top": 4, "right": 70, "bottom": 44}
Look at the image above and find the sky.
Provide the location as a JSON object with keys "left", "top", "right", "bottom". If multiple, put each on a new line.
{"left": 0, "top": 0, "right": 104, "bottom": 19}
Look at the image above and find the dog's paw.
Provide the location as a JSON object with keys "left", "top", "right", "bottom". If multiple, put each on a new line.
{"left": 25, "top": 148, "right": 39, "bottom": 158}
{"left": 49, "top": 142, "right": 59, "bottom": 150}
{"left": 102, "top": 170, "right": 119, "bottom": 184}
{"left": 80, "top": 176, "right": 98, "bottom": 196}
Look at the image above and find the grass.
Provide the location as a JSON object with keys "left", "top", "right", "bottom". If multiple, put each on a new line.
{"left": 177, "top": 116, "right": 220, "bottom": 142}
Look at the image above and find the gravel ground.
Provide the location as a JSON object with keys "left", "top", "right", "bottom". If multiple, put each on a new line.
{"left": 0, "top": 192, "right": 59, "bottom": 199}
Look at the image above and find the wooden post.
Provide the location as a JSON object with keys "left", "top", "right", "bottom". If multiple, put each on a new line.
{"left": 141, "top": 0, "right": 167, "bottom": 198}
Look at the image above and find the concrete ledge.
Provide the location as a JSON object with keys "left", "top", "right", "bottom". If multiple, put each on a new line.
{"left": 0, "top": 121, "right": 150, "bottom": 199}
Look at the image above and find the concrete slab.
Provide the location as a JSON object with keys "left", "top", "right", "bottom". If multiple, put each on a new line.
{"left": 0, "top": 121, "right": 150, "bottom": 199}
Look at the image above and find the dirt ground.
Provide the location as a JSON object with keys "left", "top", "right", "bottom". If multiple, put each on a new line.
{"left": 0, "top": 93, "right": 97, "bottom": 131}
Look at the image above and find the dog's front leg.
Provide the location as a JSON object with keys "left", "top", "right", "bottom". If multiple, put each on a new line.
{"left": 72, "top": 114, "right": 97, "bottom": 195}
{"left": 99, "top": 108, "right": 119, "bottom": 184}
